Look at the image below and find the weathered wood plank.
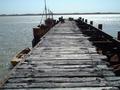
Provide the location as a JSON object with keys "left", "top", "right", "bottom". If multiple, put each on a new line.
{"left": 26, "top": 54, "right": 91, "bottom": 60}
{"left": 16, "top": 64, "right": 111, "bottom": 71}
{"left": 9, "top": 69, "right": 115, "bottom": 79}
{"left": 22, "top": 60, "right": 107, "bottom": 65}
{"left": 26, "top": 54, "right": 106, "bottom": 61}
{"left": 7, "top": 77, "right": 105, "bottom": 83}
{"left": 7, "top": 77, "right": 120, "bottom": 87}
{"left": 3, "top": 82, "right": 119, "bottom": 89}
{"left": 43, "top": 35, "right": 87, "bottom": 39}
{"left": 3, "top": 87, "right": 119, "bottom": 90}
{"left": 34, "top": 46, "right": 89, "bottom": 50}
{"left": 31, "top": 47, "right": 97, "bottom": 55}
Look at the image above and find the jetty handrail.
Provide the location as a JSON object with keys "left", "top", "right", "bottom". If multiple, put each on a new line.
{"left": 90, "top": 24, "right": 120, "bottom": 45}
{"left": 76, "top": 18, "right": 120, "bottom": 48}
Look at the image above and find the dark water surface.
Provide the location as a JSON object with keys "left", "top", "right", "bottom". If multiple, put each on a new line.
{"left": 0, "top": 14, "right": 120, "bottom": 80}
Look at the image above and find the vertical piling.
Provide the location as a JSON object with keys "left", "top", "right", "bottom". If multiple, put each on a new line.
{"left": 85, "top": 19, "right": 87, "bottom": 23}
{"left": 90, "top": 21, "right": 93, "bottom": 25}
{"left": 97, "top": 24, "right": 103, "bottom": 39}
{"left": 89, "top": 21, "right": 93, "bottom": 30}
{"left": 117, "top": 31, "right": 120, "bottom": 40}
{"left": 82, "top": 18, "right": 84, "bottom": 22}
{"left": 98, "top": 24, "right": 103, "bottom": 30}
{"left": 79, "top": 17, "right": 82, "bottom": 20}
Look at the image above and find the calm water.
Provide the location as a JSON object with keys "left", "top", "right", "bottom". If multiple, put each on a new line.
{"left": 0, "top": 14, "right": 120, "bottom": 80}
{"left": 0, "top": 16, "right": 41, "bottom": 80}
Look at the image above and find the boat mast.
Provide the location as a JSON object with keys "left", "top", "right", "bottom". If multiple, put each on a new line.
{"left": 44, "top": 0, "right": 47, "bottom": 19}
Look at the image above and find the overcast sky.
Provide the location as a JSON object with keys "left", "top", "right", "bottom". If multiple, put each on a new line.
{"left": 0, "top": 0, "right": 120, "bottom": 14}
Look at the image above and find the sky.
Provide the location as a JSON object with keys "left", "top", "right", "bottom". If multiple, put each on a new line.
{"left": 0, "top": 0, "right": 120, "bottom": 14}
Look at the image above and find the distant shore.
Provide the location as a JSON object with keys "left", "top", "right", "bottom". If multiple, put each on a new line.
{"left": 0, "top": 13, "right": 120, "bottom": 16}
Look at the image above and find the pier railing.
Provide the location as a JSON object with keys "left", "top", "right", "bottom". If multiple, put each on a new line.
{"left": 76, "top": 17, "right": 120, "bottom": 75}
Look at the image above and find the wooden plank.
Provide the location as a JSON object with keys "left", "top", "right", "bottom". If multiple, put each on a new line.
{"left": 2, "top": 82, "right": 108, "bottom": 89}
{"left": 6, "top": 77, "right": 120, "bottom": 87}
{"left": 31, "top": 49, "right": 89, "bottom": 54}
{"left": 16, "top": 64, "right": 111, "bottom": 71}
{"left": 3, "top": 87, "right": 119, "bottom": 90}
{"left": 7, "top": 77, "right": 106, "bottom": 83}
{"left": 9, "top": 69, "right": 115, "bottom": 78}
{"left": 44, "top": 35, "right": 87, "bottom": 39}
{"left": 32, "top": 47, "right": 97, "bottom": 54}
{"left": 34, "top": 47, "right": 95, "bottom": 50}
{"left": 30, "top": 49, "right": 97, "bottom": 55}
{"left": 8, "top": 77, "right": 120, "bottom": 87}
{"left": 38, "top": 41, "right": 93, "bottom": 47}
{"left": 105, "top": 77, "right": 120, "bottom": 87}
{"left": 26, "top": 54, "right": 106, "bottom": 61}
{"left": 22, "top": 60, "right": 107, "bottom": 65}
{"left": 26, "top": 54, "right": 92, "bottom": 60}
{"left": 3, "top": 82, "right": 119, "bottom": 89}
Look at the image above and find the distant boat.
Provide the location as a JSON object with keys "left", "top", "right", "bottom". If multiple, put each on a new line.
{"left": 11, "top": 48, "right": 31, "bottom": 66}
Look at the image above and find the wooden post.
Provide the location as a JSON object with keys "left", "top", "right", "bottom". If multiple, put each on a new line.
{"left": 98, "top": 24, "right": 103, "bottom": 30}
{"left": 79, "top": 17, "right": 82, "bottom": 20}
{"left": 90, "top": 21, "right": 93, "bottom": 25}
{"left": 97, "top": 24, "right": 103, "bottom": 39}
{"left": 82, "top": 18, "right": 84, "bottom": 22}
{"left": 117, "top": 31, "right": 120, "bottom": 40}
{"left": 85, "top": 19, "right": 87, "bottom": 23}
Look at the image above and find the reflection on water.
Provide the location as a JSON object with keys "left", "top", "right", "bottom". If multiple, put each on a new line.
{"left": 0, "top": 14, "right": 120, "bottom": 80}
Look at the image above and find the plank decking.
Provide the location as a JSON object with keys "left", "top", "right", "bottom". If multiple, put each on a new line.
{"left": 1, "top": 21, "right": 120, "bottom": 90}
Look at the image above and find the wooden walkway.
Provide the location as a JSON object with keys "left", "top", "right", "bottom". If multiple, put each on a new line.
{"left": 1, "top": 20, "right": 120, "bottom": 90}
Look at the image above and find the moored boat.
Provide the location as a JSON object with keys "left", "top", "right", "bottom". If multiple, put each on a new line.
{"left": 11, "top": 48, "right": 31, "bottom": 66}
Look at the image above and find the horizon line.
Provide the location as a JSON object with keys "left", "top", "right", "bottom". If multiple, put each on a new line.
{"left": 0, "top": 12, "right": 120, "bottom": 16}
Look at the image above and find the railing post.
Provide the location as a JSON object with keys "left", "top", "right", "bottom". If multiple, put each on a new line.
{"left": 90, "top": 21, "right": 93, "bottom": 25}
{"left": 98, "top": 24, "right": 103, "bottom": 30}
{"left": 97, "top": 24, "right": 103, "bottom": 38}
{"left": 117, "top": 31, "right": 120, "bottom": 40}
{"left": 89, "top": 21, "right": 93, "bottom": 30}
{"left": 85, "top": 19, "right": 87, "bottom": 23}
{"left": 79, "top": 17, "right": 82, "bottom": 20}
{"left": 82, "top": 18, "right": 84, "bottom": 22}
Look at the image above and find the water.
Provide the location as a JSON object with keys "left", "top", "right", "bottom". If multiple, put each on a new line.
{"left": 0, "top": 16, "right": 41, "bottom": 80}
{"left": 0, "top": 14, "right": 120, "bottom": 80}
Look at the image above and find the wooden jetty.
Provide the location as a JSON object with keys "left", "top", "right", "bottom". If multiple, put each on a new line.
{"left": 1, "top": 19, "right": 120, "bottom": 90}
